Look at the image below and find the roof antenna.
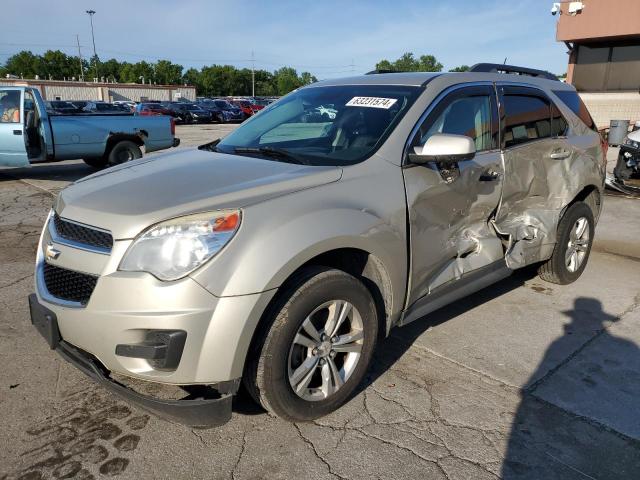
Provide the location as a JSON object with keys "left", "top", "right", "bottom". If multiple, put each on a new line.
{"left": 503, "top": 57, "right": 508, "bottom": 65}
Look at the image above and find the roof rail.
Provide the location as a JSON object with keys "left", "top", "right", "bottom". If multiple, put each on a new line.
{"left": 469, "top": 63, "right": 558, "bottom": 81}
{"left": 365, "top": 69, "right": 400, "bottom": 75}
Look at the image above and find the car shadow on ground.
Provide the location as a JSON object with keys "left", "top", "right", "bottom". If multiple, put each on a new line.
{"left": 0, "top": 161, "right": 96, "bottom": 184}
{"left": 231, "top": 265, "right": 540, "bottom": 416}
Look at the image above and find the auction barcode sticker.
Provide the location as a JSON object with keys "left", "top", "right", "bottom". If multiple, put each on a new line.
{"left": 345, "top": 97, "right": 397, "bottom": 109}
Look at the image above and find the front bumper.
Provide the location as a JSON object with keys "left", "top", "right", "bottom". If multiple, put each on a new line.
{"left": 29, "top": 294, "right": 232, "bottom": 427}
{"left": 34, "top": 213, "right": 277, "bottom": 385}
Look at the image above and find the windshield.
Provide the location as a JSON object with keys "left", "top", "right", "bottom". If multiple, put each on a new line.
{"left": 216, "top": 85, "right": 421, "bottom": 166}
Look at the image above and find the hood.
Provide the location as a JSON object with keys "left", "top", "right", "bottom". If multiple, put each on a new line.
{"left": 627, "top": 129, "right": 640, "bottom": 143}
{"left": 56, "top": 148, "right": 342, "bottom": 239}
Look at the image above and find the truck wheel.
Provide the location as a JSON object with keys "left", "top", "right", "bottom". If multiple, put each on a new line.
{"left": 539, "top": 201, "right": 594, "bottom": 285}
{"left": 244, "top": 266, "right": 378, "bottom": 421}
{"left": 83, "top": 157, "right": 108, "bottom": 169}
{"left": 107, "top": 140, "right": 142, "bottom": 166}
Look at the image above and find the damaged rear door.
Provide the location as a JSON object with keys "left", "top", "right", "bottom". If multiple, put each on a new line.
{"left": 402, "top": 83, "right": 505, "bottom": 307}
{"left": 493, "top": 85, "right": 575, "bottom": 268}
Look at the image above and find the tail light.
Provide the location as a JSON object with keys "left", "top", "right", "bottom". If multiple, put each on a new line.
{"left": 170, "top": 117, "right": 176, "bottom": 136}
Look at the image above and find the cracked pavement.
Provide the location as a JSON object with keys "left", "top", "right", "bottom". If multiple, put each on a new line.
{"left": 1, "top": 125, "right": 640, "bottom": 479}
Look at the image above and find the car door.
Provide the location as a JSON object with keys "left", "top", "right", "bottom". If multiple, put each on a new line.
{"left": 0, "top": 88, "right": 29, "bottom": 167}
{"left": 493, "top": 85, "right": 575, "bottom": 268}
{"left": 402, "top": 84, "right": 505, "bottom": 307}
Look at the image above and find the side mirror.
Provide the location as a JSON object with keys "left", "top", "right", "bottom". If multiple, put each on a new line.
{"left": 408, "top": 133, "right": 476, "bottom": 165}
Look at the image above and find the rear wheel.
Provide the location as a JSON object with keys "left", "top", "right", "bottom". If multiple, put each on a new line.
{"left": 539, "top": 201, "right": 594, "bottom": 284}
{"left": 244, "top": 267, "right": 378, "bottom": 421}
{"left": 107, "top": 140, "right": 142, "bottom": 166}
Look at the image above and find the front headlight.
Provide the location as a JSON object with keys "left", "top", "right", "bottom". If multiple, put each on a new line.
{"left": 119, "top": 210, "right": 241, "bottom": 281}
{"left": 624, "top": 137, "right": 640, "bottom": 150}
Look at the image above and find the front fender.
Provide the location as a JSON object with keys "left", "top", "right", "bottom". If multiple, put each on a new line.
{"left": 190, "top": 180, "right": 408, "bottom": 318}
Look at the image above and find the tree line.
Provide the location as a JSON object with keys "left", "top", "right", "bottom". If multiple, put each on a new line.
{"left": 0, "top": 50, "right": 318, "bottom": 96}
{"left": 1, "top": 50, "right": 471, "bottom": 97}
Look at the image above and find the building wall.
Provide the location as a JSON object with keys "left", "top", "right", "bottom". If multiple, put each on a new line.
{"left": 0, "top": 79, "right": 195, "bottom": 102}
{"left": 557, "top": 0, "right": 640, "bottom": 42}
{"left": 580, "top": 92, "right": 640, "bottom": 129}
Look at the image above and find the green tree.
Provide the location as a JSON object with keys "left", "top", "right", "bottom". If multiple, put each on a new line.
{"left": 182, "top": 68, "right": 200, "bottom": 88}
{"left": 3, "top": 51, "right": 42, "bottom": 78}
{"left": 155, "top": 60, "right": 183, "bottom": 85}
{"left": 100, "top": 58, "right": 122, "bottom": 82}
{"left": 449, "top": 65, "right": 470, "bottom": 72}
{"left": 273, "top": 66, "right": 302, "bottom": 95}
{"left": 375, "top": 52, "right": 443, "bottom": 73}
{"left": 300, "top": 71, "right": 317, "bottom": 85}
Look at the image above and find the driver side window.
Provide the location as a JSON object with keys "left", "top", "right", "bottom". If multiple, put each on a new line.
{"left": 0, "top": 89, "right": 21, "bottom": 124}
{"left": 412, "top": 87, "right": 497, "bottom": 153}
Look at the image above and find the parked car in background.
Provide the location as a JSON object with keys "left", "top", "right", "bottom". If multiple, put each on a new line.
{"left": 167, "top": 103, "right": 212, "bottom": 124}
{"left": 26, "top": 64, "right": 605, "bottom": 428}
{"left": 69, "top": 100, "right": 90, "bottom": 110}
{"left": 0, "top": 87, "right": 179, "bottom": 169}
{"left": 83, "top": 101, "right": 131, "bottom": 114}
{"left": 230, "top": 99, "right": 260, "bottom": 118}
{"left": 197, "top": 100, "right": 225, "bottom": 123}
{"left": 135, "top": 103, "right": 172, "bottom": 116}
{"left": 211, "top": 99, "right": 244, "bottom": 123}
{"left": 113, "top": 100, "right": 136, "bottom": 111}
{"left": 45, "top": 101, "right": 83, "bottom": 114}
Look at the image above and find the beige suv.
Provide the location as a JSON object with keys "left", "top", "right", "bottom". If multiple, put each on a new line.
{"left": 29, "top": 64, "right": 605, "bottom": 427}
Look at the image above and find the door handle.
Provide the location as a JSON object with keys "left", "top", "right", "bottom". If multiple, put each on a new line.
{"left": 479, "top": 169, "right": 501, "bottom": 181}
{"left": 549, "top": 149, "right": 571, "bottom": 160}
{"left": 13, "top": 130, "right": 22, "bottom": 136}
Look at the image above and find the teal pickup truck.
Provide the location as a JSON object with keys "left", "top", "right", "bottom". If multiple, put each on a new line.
{"left": 0, "top": 86, "right": 179, "bottom": 168}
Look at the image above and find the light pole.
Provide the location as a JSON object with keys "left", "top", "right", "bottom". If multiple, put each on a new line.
{"left": 86, "top": 10, "right": 98, "bottom": 80}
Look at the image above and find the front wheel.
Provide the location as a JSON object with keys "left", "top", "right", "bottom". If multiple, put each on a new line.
{"left": 539, "top": 201, "right": 594, "bottom": 284}
{"left": 244, "top": 267, "right": 378, "bottom": 422}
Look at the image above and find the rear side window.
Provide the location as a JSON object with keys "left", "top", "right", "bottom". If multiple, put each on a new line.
{"left": 552, "top": 90, "right": 596, "bottom": 131}
{"left": 502, "top": 94, "right": 551, "bottom": 148}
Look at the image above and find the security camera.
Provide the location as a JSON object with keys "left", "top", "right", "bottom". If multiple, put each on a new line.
{"left": 568, "top": 1, "right": 584, "bottom": 15}
{"left": 551, "top": 2, "right": 561, "bottom": 15}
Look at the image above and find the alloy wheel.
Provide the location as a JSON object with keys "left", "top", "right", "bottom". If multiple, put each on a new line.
{"left": 287, "top": 300, "right": 364, "bottom": 401}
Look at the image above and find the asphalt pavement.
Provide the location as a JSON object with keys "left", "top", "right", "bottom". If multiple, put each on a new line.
{"left": 1, "top": 124, "right": 639, "bottom": 479}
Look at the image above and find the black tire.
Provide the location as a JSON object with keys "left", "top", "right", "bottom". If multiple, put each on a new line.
{"left": 539, "top": 201, "right": 594, "bottom": 285}
{"left": 243, "top": 266, "right": 378, "bottom": 422}
{"left": 218, "top": 113, "right": 226, "bottom": 124}
{"left": 83, "top": 157, "right": 108, "bottom": 169}
{"left": 106, "top": 140, "right": 142, "bottom": 166}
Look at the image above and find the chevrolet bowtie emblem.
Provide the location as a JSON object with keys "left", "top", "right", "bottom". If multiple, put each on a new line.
{"left": 45, "top": 243, "right": 61, "bottom": 261}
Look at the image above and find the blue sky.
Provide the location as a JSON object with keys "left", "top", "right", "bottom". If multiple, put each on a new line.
{"left": 1, "top": 0, "right": 569, "bottom": 78}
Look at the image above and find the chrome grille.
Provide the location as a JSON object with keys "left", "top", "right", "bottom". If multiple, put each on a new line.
{"left": 53, "top": 213, "right": 113, "bottom": 251}
{"left": 42, "top": 263, "right": 98, "bottom": 305}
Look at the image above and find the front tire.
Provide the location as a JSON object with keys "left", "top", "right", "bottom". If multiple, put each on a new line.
{"left": 244, "top": 267, "right": 378, "bottom": 422}
{"left": 539, "top": 201, "right": 594, "bottom": 285}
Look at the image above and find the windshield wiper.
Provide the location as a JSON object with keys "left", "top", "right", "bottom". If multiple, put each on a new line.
{"left": 198, "top": 138, "right": 221, "bottom": 152}
{"left": 233, "top": 146, "right": 307, "bottom": 165}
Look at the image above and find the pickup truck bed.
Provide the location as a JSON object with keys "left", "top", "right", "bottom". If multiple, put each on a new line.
{"left": 0, "top": 86, "right": 179, "bottom": 168}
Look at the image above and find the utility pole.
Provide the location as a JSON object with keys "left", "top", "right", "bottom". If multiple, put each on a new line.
{"left": 75, "top": 34, "right": 84, "bottom": 81}
{"left": 350, "top": 59, "right": 355, "bottom": 74}
{"left": 251, "top": 50, "right": 255, "bottom": 98}
{"left": 86, "top": 10, "right": 98, "bottom": 80}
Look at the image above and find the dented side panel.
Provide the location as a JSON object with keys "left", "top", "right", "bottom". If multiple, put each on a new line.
{"left": 493, "top": 85, "right": 604, "bottom": 269}
{"left": 403, "top": 149, "right": 504, "bottom": 306}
